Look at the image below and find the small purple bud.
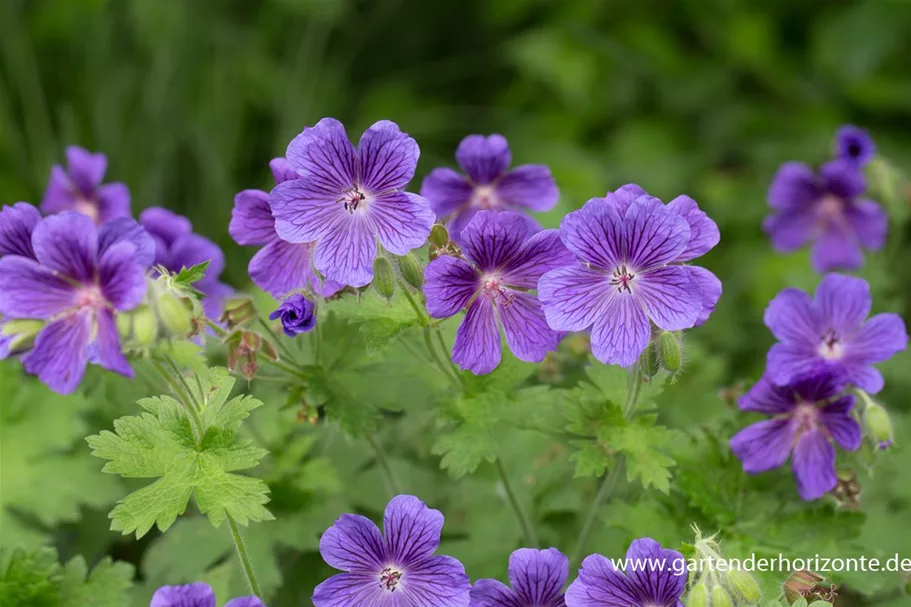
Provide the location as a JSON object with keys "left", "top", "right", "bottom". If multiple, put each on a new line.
{"left": 269, "top": 294, "right": 316, "bottom": 337}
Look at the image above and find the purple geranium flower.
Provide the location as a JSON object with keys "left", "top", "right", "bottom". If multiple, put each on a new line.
{"left": 539, "top": 192, "right": 719, "bottom": 367}
{"left": 41, "top": 145, "right": 130, "bottom": 224}
{"left": 565, "top": 538, "right": 686, "bottom": 607}
{"left": 0, "top": 211, "right": 153, "bottom": 394}
{"left": 764, "top": 159, "right": 887, "bottom": 272}
{"left": 424, "top": 211, "right": 575, "bottom": 374}
{"left": 269, "top": 293, "right": 316, "bottom": 337}
{"left": 140, "top": 207, "right": 232, "bottom": 319}
{"left": 231, "top": 157, "right": 342, "bottom": 299}
{"left": 471, "top": 548, "right": 568, "bottom": 607}
{"left": 270, "top": 119, "right": 435, "bottom": 288}
{"left": 313, "top": 494, "right": 470, "bottom": 607}
{"left": 835, "top": 124, "right": 875, "bottom": 167}
{"left": 731, "top": 371, "right": 862, "bottom": 501}
{"left": 0, "top": 202, "right": 44, "bottom": 358}
{"left": 764, "top": 273, "right": 907, "bottom": 394}
{"left": 150, "top": 582, "right": 263, "bottom": 607}
{"left": 420, "top": 134, "right": 559, "bottom": 240}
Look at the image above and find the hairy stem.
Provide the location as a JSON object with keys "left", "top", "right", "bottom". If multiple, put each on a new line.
{"left": 262, "top": 357, "right": 307, "bottom": 379}
{"left": 423, "top": 327, "right": 462, "bottom": 387}
{"left": 495, "top": 458, "right": 538, "bottom": 547}
{"left": 152, "top": 358, "right": 204, "bottom": 443}
{"left": 433, "top": 326, "right": 465, "bottom": 387}
{"left": 227, "top": 514, "right": 264, "bottom": 598}
{"left": 365, "top": 432, "right": 403, "bottom": 496}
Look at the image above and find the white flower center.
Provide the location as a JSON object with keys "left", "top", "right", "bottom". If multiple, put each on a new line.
{"left": 481, "top": 273, "right": 514, "bottom": 306}
{"left": 609, "top": 264, "right": 636, "bottom": 294}
{"left": 76, "top": 285, "right": 105, "bottom": 310}
{"left": 336, "top": 186, "right": 369, "bottom": 213}
{"left": 793, "top": 403, "right": 820, "bottom": 436}
{"left": 817, "top": 330, "right": 844, "bottom": 360}
{"left": 470, "top": 185, "right": 499, "bottom": 210}
{"left": 816, "top": 195, "right": 844, "bottom": 225}
{"left": 379, "top": 566, "right": 403, "bottom": 592}
{"left": 74, "top": 196, "right": 100, "bottom": 223}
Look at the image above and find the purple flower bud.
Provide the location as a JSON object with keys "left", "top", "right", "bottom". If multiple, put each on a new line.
{"left": 269, "top": 294, "right": 316, "bottom": 337}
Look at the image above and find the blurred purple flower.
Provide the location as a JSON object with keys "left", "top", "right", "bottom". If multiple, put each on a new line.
{"left": 539, "top": 193, "right": 717, "bottom": 367}
{"left": 140, "top": 207, "right": 232, "bottom": 319}
{"left": 424, "top": 211, "right": 574, "bottom": 374}
{"left": 471, "top": 548, "right": 568, "bottom": 607}
{"left": 731, "top": 371, "right": 861, "bottom": 501}
{"left": 231, "top": 158, "right": 342, "bottom": 298}
{"left": 41, "top": 145, "right": 130, "bottom": 224}
{"left": 835, "top": 124, "right": 875, "bottom": 167}
{"left": 420, "top": 134, "right": 559, "bottom": 241}
{"left": 269, "top": 293, "right": 316, "bottom": 337}
{"left": 764, "top": 159, "right": 887, "bottom": 272}
{"left": 763, "top": 273, "right": 907, "bottom": 394}
{"left": 565, "top": 538, "right": 686, "bottom": 607}
{"left": 271, "top": 119, "right": 434, "bottom": 288}
{"left": 0, "top": 212, "right": 153, "bottom": 393}
{"left": 313, "top": 494, "right": 470, "bottom": 607}
{"left": 0, "top": 202, "right": 44, "bottom": 359}
{"left": 150, "top": 582, "right": 263, "bottom": 607}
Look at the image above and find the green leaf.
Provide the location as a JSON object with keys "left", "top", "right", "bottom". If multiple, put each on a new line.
{"left": 57, "top": 556, "right": 134, "bottom": 607}
{"left": 0, "top": 547, "right": 60, "bottom": 607}
{"left": 329, "top": 289, "right": 423, "bottom": 354}
{"left": 431, "top": 423, "right": 498, "bottom": 479}
{"left": 86, "top": 368, "right": 273, "bottom": 538}
{"left": 172, "top": 260, "right": 211, "bottom": 287}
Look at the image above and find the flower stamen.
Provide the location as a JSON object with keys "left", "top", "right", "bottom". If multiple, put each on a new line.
{"left": 609, "top": 264, "right": 636, "bottom": 294}
{"left": 336, "top": 186, "right": 366, "bottom": 213}
{"left": 379, "top": 567, "right": 403, "bottom": 592}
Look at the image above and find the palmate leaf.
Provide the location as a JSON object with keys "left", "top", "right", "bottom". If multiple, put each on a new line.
{"left": 86, "top": 368, "right": 273, "bottom": 538}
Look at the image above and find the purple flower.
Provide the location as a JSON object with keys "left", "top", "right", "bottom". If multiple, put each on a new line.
{"left": 140, "top": 207, "right": 232, "bottom": 319}
{"left": 41, "top": 145, "right": 130, "bottom": 224}
{"left": 835, "top": 124, "right": 875, "bottom": 166}
{"left": 313, "top": 495, "right": 470, "bottom": 607}
{"left": 538, "top": 191, "right": 720, "bottom": 367}
{"left": 565, "top": 538, "right": 686, "bottom": 607}
{"left": 423, "top": 211, "right": 575, "bottom": 374}
{"left": 764, "top": 273, "right": 907, "bottom": 394}
{"left": 0, "top": 212, "right": 153, "bottom": 394}
{"left": 0, "top": 202, "right": 44, "bottom": 359}
{"left": 731, "top": 371, "right": 862, "bottom": 501}
{"left": 764, "top": 159, "right": 887, "bottom": 272}
{"left": 420, "top": 134, "right": 559, "bottom": 241}
{"left": 231, "top": 158, "right": 342, "bottom": 299}
{"left": 150, "top": 582, "right": 263, "bottom": 607}
{"left": 471, "top": 548, "right": 568, "bottom": 607}
{"left": 270, "top": 119, "right": 435, "bottom": 288}
{"left": 269, "top": 294, "right": 316, "bottom": 337}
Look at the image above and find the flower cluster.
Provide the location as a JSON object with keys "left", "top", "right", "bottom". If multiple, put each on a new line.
{"left": 151, "top": 582, "right": 263, "bottom": 607}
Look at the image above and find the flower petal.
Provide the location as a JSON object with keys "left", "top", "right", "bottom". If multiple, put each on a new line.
{"left": 666, "top": 195, "right": 720, "bottom": 262}
{"left": 312, "top": 573, "right": 383, "bottom": 607}
{"left": 604, "top": 184, "right": 647, "bottom": 216}
{"left": 420, "top": 168, "right": 473, "bottom": 218}
{"left": 32, "top": 212, "right": 98, "bottom": 282}
{"left": 762, "top": 210, "right": 815, "bottom": 252}
{"left": 684, "top": 265, "right": 721, "bottom": 326}
{"left": 91, "top": 309, "right": 133, "bottom": 378}
{"left": 286, "top": 117, "right": 356, "bottom": 194}
{"left": 623, "top": 538, "right": 686, "bottom": 607}
{"left": 538, "top": 266, "right": 611, "bottom": 332}
{"left": 633, "top": 266, "right": 701, "bottom": 331}
{"left": 558, "top": 198, "right": 623, "bottom": 270}
{"left": 249, "top": 239, "right": 317, "bottom": 298}
{"left": 459, "top": 211, "right": 530, "bottom": 271}
{"left": 845, "top": 199, "right": 887, "bottom": 249}
{"left": 65, "top": 146, "right": 107, "bottom": 193}
{"left": 22, "top": 312, "right": 92, "bottom": 395}
{"left": 96, "top": 183, "right": 132, "bottom": 223}
{"left": 768, "top": 162, "right": 820, "bottom": 211}
{"left": 765, "top": 343, "right": 822, "bottom": 387}
{"left": 270, "top": 157, "right": 300, "bottom": 184}
{"left": 150, "top": 582, "right": 216, "bottom": 607}
{"left": 499, "top": 291, "right": 561, "bottom": 363}
{"left": 99, "top": 241, "right": 148, "bottom": 310}
{"left": 835, "top": 125, "right": 875, "bottom": 165}
{"left": 397, "top": 555, "right": 470, "bottom": 607}
{"left": 456, "top": 135, "right": 510, "bottom": 185}
{"left": 452, "top": 297, "right": 501, "bottom": 375}
{"left": 502, "top": 230, "right": 575, "bottom": 289}
{"left": 737, "top": 377, "right": 797, "bottom": 414}
{"left": 623, "top": 197, "right": 690, "bottom": 270}
{"left": 99, "top": 217, "right": 156, "bottom": 268}
{"left": 423, "top": 256, "right": 479, "bottom": 319}
{"left": 0, "top": 256, "right": 76, "bottom": 318}
{"left": 139, "top": 207, "right": 193, "bottom": 248}
{"left": 844, "top": 365, "right": 884, "bottom": 394}
{"left": 40, "top": 165, "right": 76, "bottom": 215}
{"left": 471, "top": 579, "right": 521, "bottom": 607}
{"left": 0, "top": 202, "right": 41, "bottom": 259}
{"left": 821, "top": 401, "right": 861, "bottom": 451}
{"left": 763, "top": 287, "right": 820, "bottom": 346}
{"left": 357, "top": 120, "right": 420, "bottom": 193}
{"left": 820, "top": 159, "right": 865, "bottom": 199}
{"left": 271, "top": 178, "right": 347, "bottom": 244}
{"left": 812, "top": 273, "right": 870, "bottom": 336}
{"left": 845, "top": 313, "right": 908, "bottom": 365}
{"left": 224, "top": 598, "right": 265, "bottom": 607}
{"left": 790, "top": 371, "right": 846, "bottom": 403}
{"left": 496, "top": 165, "right": 559, "bottom": 212}
{"left": 590, "top": 293, "right": 650, "bottom": 367}
{"left": 810, "top": 226, "right": 863, "bottom": 273}
{"left": 169, "top": 233, "right": 226, "bottom": 280}
{"left": 383, "top": 494, "right": 445, "bottom": 566}
{"left": 565, "top": 553, "right": 641, "bottom": 607}
{"left": 230, "top": 190, "right": 276, "bottom": 246}
{"left": 313, "top": 216, "right": 376, "bottom": 288}
{"left": 730, "top": 419, "right": 796, "bottom": 474}
{"left": 508, "top": 548, "right": 569, "bottom": 607}
{"left": 319, "top": 513, "right": 386, "bottom": 572}
{"left": 367, "top": 191, "right": 435, "bottom": 255}
{"left": 791, "top": 428, "right": 837, "bottom": 501}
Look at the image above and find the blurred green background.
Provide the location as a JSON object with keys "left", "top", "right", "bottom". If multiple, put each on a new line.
{"left": 3, "top": 0, "right": 911, "bottom": 605}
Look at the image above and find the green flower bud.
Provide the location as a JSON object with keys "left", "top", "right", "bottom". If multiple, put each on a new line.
{"left": 639, "top": 341, "right": 660, "bottom": 378}
{"left": 131, "top": 305, "right": 158, "bottom": 345}
{"left": 863, "top": 401, "right": 894, "bottom": 450}
{"left": 686, "top": 582, "right": 709, "bottom": 607}
{"left": 711, "top": 586, "right": 733, "bottom": 607}
{"left": 727, "top": 569, "right": 762, "bottom": 603}
{"left": 1, "top": 319, "right": 44, "bottom": 354}
{"left": 373, "top": 256, "right": 396, "bottom": 300}
{"left": 397, "top": 253, "right": 424, "bottom": 290}
{"left": 658, "top": 331, "right": 681, "bottom": 373}
{"left": 157, "top": 293, "right": 194, "bottom": 337}
{"left": 117, "top": 312, "right": 132, "bottom": 339}
{"left": 429, "top": 224, "right": 450, "bottom": 248}
{"left": 220, "top": 296, "right": 257, "bottom": 330}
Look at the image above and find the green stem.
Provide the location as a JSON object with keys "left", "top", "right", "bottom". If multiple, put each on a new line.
{"left": 423, "top": 327, "right": 461, "bottom": 387}
{"left": 227, "top": 514, "right": 264, "bottom": 598}
{"left": 365, "top": 432, "right": 403, "bottom": 496}
{"left": 206, "top": 319, "right": 227, "bottom": 337}
{"left": 398, "top": 283, "right": 428, "bottom": 326}
{"left": 433, "top": 327, "right": 465, "bottom": 386}
{"left": 494, "top": 458, "right": 538, "bottom": 547}
{"left": 258, "top": 317, "right": 300, "bottom": 365}
{"left": 262, "top": 357, "right": 307, "bottom": 379}
{"left": 152, "top": 358, "right": 204, "bottom": 443}
{"left": 164, "top": 355, "right": 201, "bottom": 414}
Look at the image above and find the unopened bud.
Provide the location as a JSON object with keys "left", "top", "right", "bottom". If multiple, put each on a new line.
{"left": 131, "top": 305, "right": 158, "bottom": 345}
{"left": 726, "top": 569, "right": 761, "bottom": 603}
{"left": 397, "top": 253, "right": 424, "bottom": 290}
{"left": 428, "top": 224, "right": 449, "bottom": 248}
{"left": 863, "top": 401, "right": 893, "bottom": 450}
{"left": 373, "top": 256, "right": 396, "bottom": 300}
{"left": 157, "top": 293, "right": 194, "bottom": 337}
{"left": 1, "top": 319, "right": 44, "bottom": 355}
{"left": 658, "top": 331, "right": 681, "bottom": 373}
{"left": 686, "top": 582, "right": 709, "bottom": 607}
{"left": 711, "top": 586, "right": 733, "bottom": 607}
{"left": 639, "top": 341, "right": 660, "bottom": 378}
{"left": 220, "top": 296, "right": 257, "bottom": 330}
{"left": 117, "top": 313, "right": 132, "bottom": 339}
